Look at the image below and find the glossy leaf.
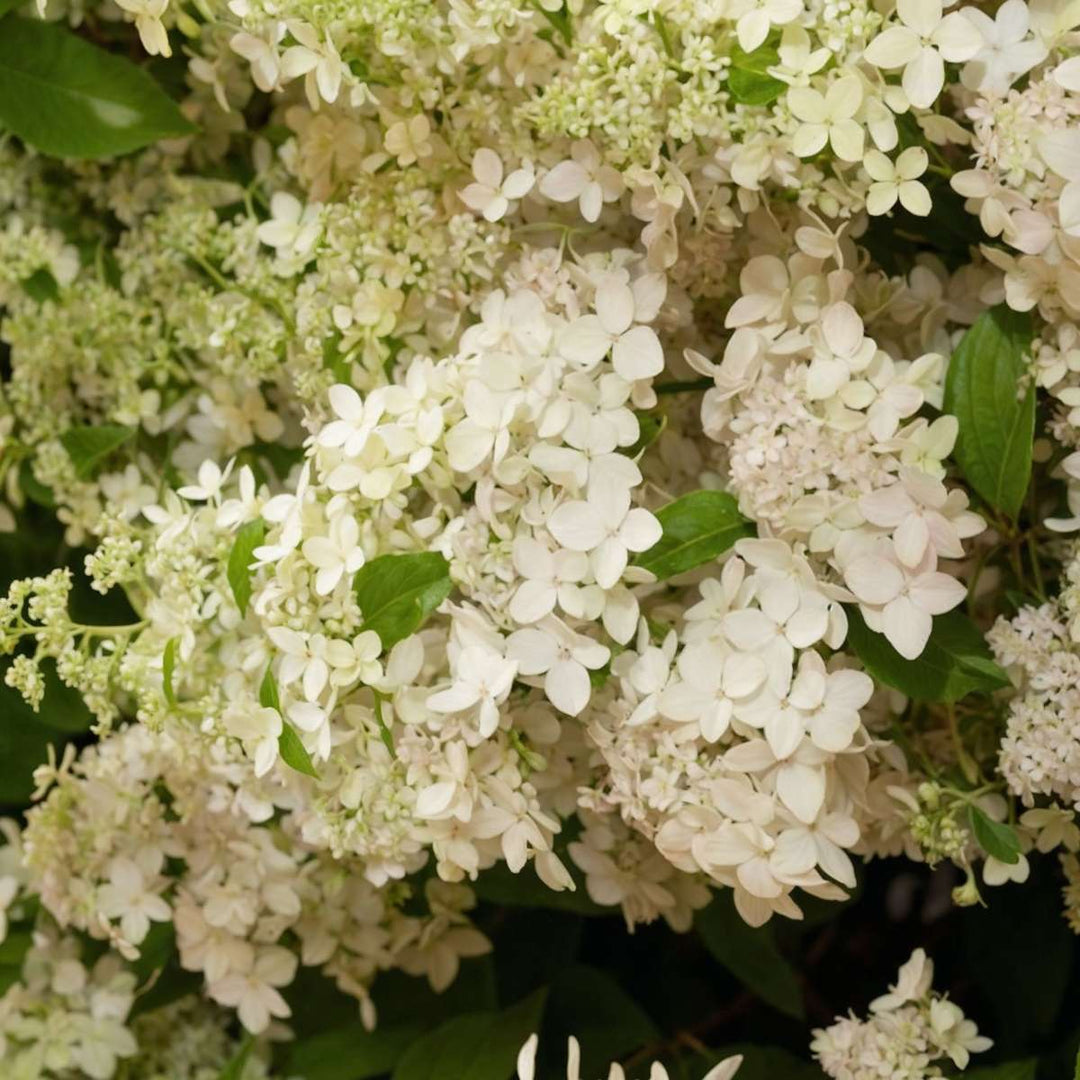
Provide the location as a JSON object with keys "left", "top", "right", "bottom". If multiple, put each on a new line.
{"left": 0, "top": 18, "right": 195, "bottom": 159}
{"left": 59, "top": 424, "right": 134, "bottom": 479}
{"left": 227, "top": 518, "right": 265, "bottom": 617}
{"left": 968, "top": 805, "right": 1021, "bottom": 866}
{"left": 845, "top": 607, "right": 1009, "bottom": 703}
{"left": 259, "top": 665, "right": 281, "bottom": 712}
{"left": 354, "top": 552, "right": 452, "bottom": 650}
{"left": 944, "top": 306, "right": 1035, "bottom": 519}
{"left": 696, "top": 892, "right": 804, "bottom": 1020}
{"left": 545, "top": 966, "right": 658, "bottom": 1076}
{"left": 278, "top": 719, "right": 318, "bottom": 779}
{"left": 259, "top": 666, "right": 318, "bottom": 778}
{"left": 634, "top": 490, "right": 753, "bottom": 579}
{"left": 393, "top": 989, "right": 546, "bottom": 1080}
{"left": 287, "top": 1022, "right": 424, "bottom": 1080}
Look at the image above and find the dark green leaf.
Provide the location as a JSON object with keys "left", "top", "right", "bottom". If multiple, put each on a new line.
{"left": 965, "top": 1063, "right": 1037, "bottom": 1080}
{"left": 472, "top": 860, "right": 606, "bottom": 916}
{"left": 33, "top": 659, "right": 95, "bottom": 733}
{"left": 968, "top": 805, "right": 1021, "bottom": 865}
{"left": 278, "top": 720, "right": 318, "bottom": 779}
{"left": 20, "top": 267, "right": 59, "bottom": 303}
{"left": 695, "top": 891, "right": 804, "bottom": 1020}
{"left": 227, "top": 519, "right": 265, "bottom": 617}
{"left": 287, "top": 1022, "right": 424, "bottom": 1080}
{"left": 129, "top": 922, "right": 177, "bottom": 985}
{"left": 623, "top": 410, "right": 666, "bottom": 460}
{"left": 0, "top": 930, "right": 31, "bottom": 995}
{"left": 162, "top": 637, "right": 178, "bottom": 708}
{"left": 354, "top": 552, "right": 452, "bottom": 651}
{"left": 259, "top": 665, "right": 280, "bottom": 712}
{"left": 545, "top": 966, "right": 658, "bottom": 1076}
{"left": 259, "top": 665, "right": 318, "bottom": 778}
{"left": 393, "top": 989, "right": 547, "bottom": 1080}
{"left": 708, "top": 1046, "right": 820, "bottom": 1080}
{"left": 60, "top": 424, "right": 134, "bottom": 479}
{"left": 944, "top": 305, "right": 1035, "bottom": 519}
{"left": 845, "top": 607, "right": 1009, "bottom": 703}
{"left": 963, "top": 858, "right": 1073, "bottom": 1053}
{"left": 217, "top": 1035, "right": 254, "bottom": 1080}
{"left": 0, "top": 681, "right": 69, "bottom": 805}
{"left": 0, "top": 18, "right": 195, "bottom": 159}
{"left": 634, "top": 490, "right": 753, "bottom": 580}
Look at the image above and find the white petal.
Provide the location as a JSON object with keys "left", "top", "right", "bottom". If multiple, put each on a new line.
{"left": 776, "top": 762, "right": 826, "bottom": 824}
{"left": 612, "top": 325, "right": 665, "bottom": 382}
{"left": 545, "top": 659, "right": 591, "bottom": 716}
{"left": 548, "top": 501, "right": 606, "bottom": 551}
{"left": 844, "top": 555, "right": 904, "bottom": 605}
{"left": 864, "top": 25, "right": 921, "bottom": 69}
{"left": 539, "top": 160, "right": 588, "bottom": 202}
{"left": 902, "top": 45, "right": 945, "bottom": 109}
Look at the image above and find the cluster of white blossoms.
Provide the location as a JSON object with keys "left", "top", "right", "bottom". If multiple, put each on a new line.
{"left": 811, "top": 949, "right": 992, "bottom": 1079}
{"left": 2, "top": 0, "right": 1080, "bottom": 1072}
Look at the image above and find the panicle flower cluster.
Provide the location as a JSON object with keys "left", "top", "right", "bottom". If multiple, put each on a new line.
{"left": 811, "top": 949, "right": 991, "bottom": 1080}
{"left": 2, "top": 0, "right": 1080, "bottom": 1068}
{"left": 989, "top": 550, "right": 1080, "bottom": 807}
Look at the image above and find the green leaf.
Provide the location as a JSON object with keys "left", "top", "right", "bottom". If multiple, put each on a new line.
{"left": 0, "top": 683, "right": 69, "bottom": 805}
{"left": 354, "top": 552, "right": 453, "bottom": 651}
{"left": 545, "top": 966, "right": 658, "bottom": 1076}
{"left": 634, "top": 490, "right": 753, "bottom": 580}
{"left": 727, "top": 44, "right": 785, "bottom": 105}
{"left": 963, "top": 858, "right": 1073, "bottom": 1052}
{"left": 259, "top": 665, "right": 281, "bottom": 712}
{"left": 259, "top": 665, "right": 318, "bottom": 778}
{"left": 217, "top": 1035, "right": 254, "bottom": 1080}
{"left": 531, "top": 0, "right": 572, "bottom": 45}
{"left": 33, "top": 659, "right": 95, "bottom": 734}
{"left": 623, "top": 410, "right": 666, "bottom": 460}
{"left": 695, "top": 891, "right": 804, "bottom": 1020}
{"left": 227, "top": 519, "right": 265, "bottom": 617}
{"left": 162, "top": 637, "right": 178, "bottom": 707}
{"left": 708, "top": 1046, "right": 821, "bottom": 1080}
{"left": 0, "top": 0, "right": 24, "bottom": 17}
{"left": 965, "top": 1061, "right": 1037, "bottom": 1080}
{"left": 59, "top": 424, "right": 135, "bottom": 479}
{"left": 968, "top": 805, "right": 1021, "bottom": 865}
{"left": 278, "top": 720, "right": 318, "bottom": 779}
{"left": 944, "top": 305, "right": 1035, "bottom": 519}
{"left": 393, "top": 989, "right": 547, "bottom": 1080}
{"left": 287, "top": 1022, "right": 424, "bottom": 1080}
{"left": 1075, "top": 1046, "right": 1080, "bottom": 1080}
{"left": 0, "top": 17, "right": 195, "bottom": 159}
{"left": 472, "top": 857, "right": 606, "bottom": 916}
{"left": 845, "top": 607, "right": 1009, "bottom": 703}
{"left": 20, "top": 267, "right": 59, "bottom": 303}
{"left": 0, "top": 930, "right": 31, "bottom": 995}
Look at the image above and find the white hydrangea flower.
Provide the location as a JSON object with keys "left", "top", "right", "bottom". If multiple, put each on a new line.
{"left": 863, "top": 0, "right": 983, "bottom": 108}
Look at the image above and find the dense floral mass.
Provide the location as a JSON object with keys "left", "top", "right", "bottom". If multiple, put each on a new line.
{"left": 0, "top": 0, "right": 1078, "bottom": 1075}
